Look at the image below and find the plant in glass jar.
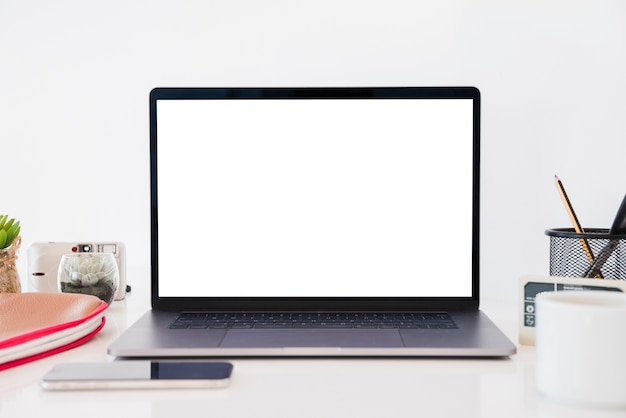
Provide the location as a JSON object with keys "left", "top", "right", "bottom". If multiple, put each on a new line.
{"left": 0, "top": 215, "right": 22, "bottom": 293}
{"left": 58, "top": 253, "right": 119, "bottom": 305}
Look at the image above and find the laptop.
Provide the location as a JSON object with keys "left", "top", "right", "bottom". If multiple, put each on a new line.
{"left": 108, "top": 87, "right": 516, "bottom": 357}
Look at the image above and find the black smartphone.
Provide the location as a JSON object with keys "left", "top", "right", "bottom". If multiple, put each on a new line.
{"left": 40, "top": 361, "right": 233, "bottom": 390}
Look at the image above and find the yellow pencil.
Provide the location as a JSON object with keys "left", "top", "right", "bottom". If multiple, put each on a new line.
{"left": 554, "top": 175, "right": 602, "bottom": 278}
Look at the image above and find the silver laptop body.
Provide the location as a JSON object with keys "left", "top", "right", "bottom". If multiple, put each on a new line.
{"left": 109, "top": 87, "right": 516, "bottom": 358}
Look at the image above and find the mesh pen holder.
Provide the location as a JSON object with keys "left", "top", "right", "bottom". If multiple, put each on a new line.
{"left": 546, "top": 228, "right": 626, "bottom": 280}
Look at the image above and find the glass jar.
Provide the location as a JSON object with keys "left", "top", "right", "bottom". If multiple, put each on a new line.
{"left": 57, "top": 252, "right": 119, "bottom": 305}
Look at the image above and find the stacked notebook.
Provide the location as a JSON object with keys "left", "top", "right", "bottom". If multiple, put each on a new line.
{"left": 0, "top": 292, "right": 107, "bottom": 371}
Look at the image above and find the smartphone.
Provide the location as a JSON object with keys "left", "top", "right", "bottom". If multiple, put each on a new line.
{"left": 40, "top": 361, "right": 233, "bottom": 390}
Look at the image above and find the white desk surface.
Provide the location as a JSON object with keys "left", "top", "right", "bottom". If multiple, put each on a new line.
{"left": 1, "top": 277, "right": 625, "bottom": 418}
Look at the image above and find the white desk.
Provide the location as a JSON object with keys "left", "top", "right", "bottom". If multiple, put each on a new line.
{"left": 1, "top": 281, "right": 624, "bottom": 418}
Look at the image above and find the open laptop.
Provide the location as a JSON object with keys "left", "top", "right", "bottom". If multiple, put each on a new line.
{"left": 109, "top": 87, "right": 516, "bottom": 357}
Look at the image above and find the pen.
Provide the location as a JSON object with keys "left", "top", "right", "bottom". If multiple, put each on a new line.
{"left": 554, "top": 175, "right": 602, "bottom": 278}
{"left": 610, "top": 193, "right": 626, "bottom": 235}
{"left": 584, "top": 193, "right": 626, "bottom": 278}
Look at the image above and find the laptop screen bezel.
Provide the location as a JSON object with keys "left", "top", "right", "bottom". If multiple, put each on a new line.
{"left": 149, "top": 87, "right": 480, "bottom": 311}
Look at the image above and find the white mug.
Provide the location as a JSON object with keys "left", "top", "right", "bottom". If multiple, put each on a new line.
{"left": 535, "top": 290, "right": 626, "bottom": 408}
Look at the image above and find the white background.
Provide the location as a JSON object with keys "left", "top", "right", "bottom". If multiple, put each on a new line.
{"left": 1, "top": 1, "right": 625, "bottom": 303}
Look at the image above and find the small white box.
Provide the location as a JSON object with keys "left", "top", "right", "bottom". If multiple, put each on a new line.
{"left": 518, "top": 274, "right": 626, "bottom": 345}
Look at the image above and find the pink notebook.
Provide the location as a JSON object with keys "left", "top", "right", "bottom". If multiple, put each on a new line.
{"left": 0, "top": 292, "right": 107, "bottom": 371}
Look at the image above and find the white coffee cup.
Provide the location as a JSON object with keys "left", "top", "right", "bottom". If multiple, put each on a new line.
{"left": 535, "top": 290, "right": 626, "bottom": 408}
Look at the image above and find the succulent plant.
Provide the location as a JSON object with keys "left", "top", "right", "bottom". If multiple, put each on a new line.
{"left": 0, "top": 215, "right": 20, "bottom": 249}
{"left": 59, "top": 254, "right": 118, "bottom": 304}
{"left": 68, "top": 255, "right": 117, "bottom": 287}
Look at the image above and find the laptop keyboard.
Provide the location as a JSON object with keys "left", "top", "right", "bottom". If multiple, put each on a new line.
{"left": 170, "top": 312, "right": 457, "bottom": 330}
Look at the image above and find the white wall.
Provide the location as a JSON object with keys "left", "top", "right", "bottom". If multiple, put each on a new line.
{"left": 1, "top": 0, "right": 625, "bottom": 303}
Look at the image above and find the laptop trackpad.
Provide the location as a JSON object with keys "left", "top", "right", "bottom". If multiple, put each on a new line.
{"left": 220, "top": 329, "right": 404, "bottom": 348}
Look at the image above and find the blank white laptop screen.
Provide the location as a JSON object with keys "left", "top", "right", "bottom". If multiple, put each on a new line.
{"left": 156, "top": 98, "right": 473, "bottom": 298}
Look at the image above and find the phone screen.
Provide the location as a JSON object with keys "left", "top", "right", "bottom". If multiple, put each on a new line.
{"left": 150, "top": 361, "right": 232, "bottom": 380}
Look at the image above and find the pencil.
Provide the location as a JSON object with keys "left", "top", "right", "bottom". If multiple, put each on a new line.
{"left": 554, "top": 175, "right": 603, "bottom": 278}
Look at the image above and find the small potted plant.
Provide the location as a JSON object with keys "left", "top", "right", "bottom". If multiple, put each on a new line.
{"left": 58, "top": 253, "right": 119, "bottom": 305}
{"left": 0, "top": 215, "right": 22, "bottom": 293}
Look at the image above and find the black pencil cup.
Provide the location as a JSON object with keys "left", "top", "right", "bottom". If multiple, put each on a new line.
{"left": 546, "top": 228, "right": 626, "bottom": 280}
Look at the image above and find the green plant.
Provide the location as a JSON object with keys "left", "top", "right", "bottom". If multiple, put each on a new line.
{"left": 0, "top": 215, "right": 21, "bottom": 249}
{"left": 60, "top": 254, "right": 118, "bottom": 304}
